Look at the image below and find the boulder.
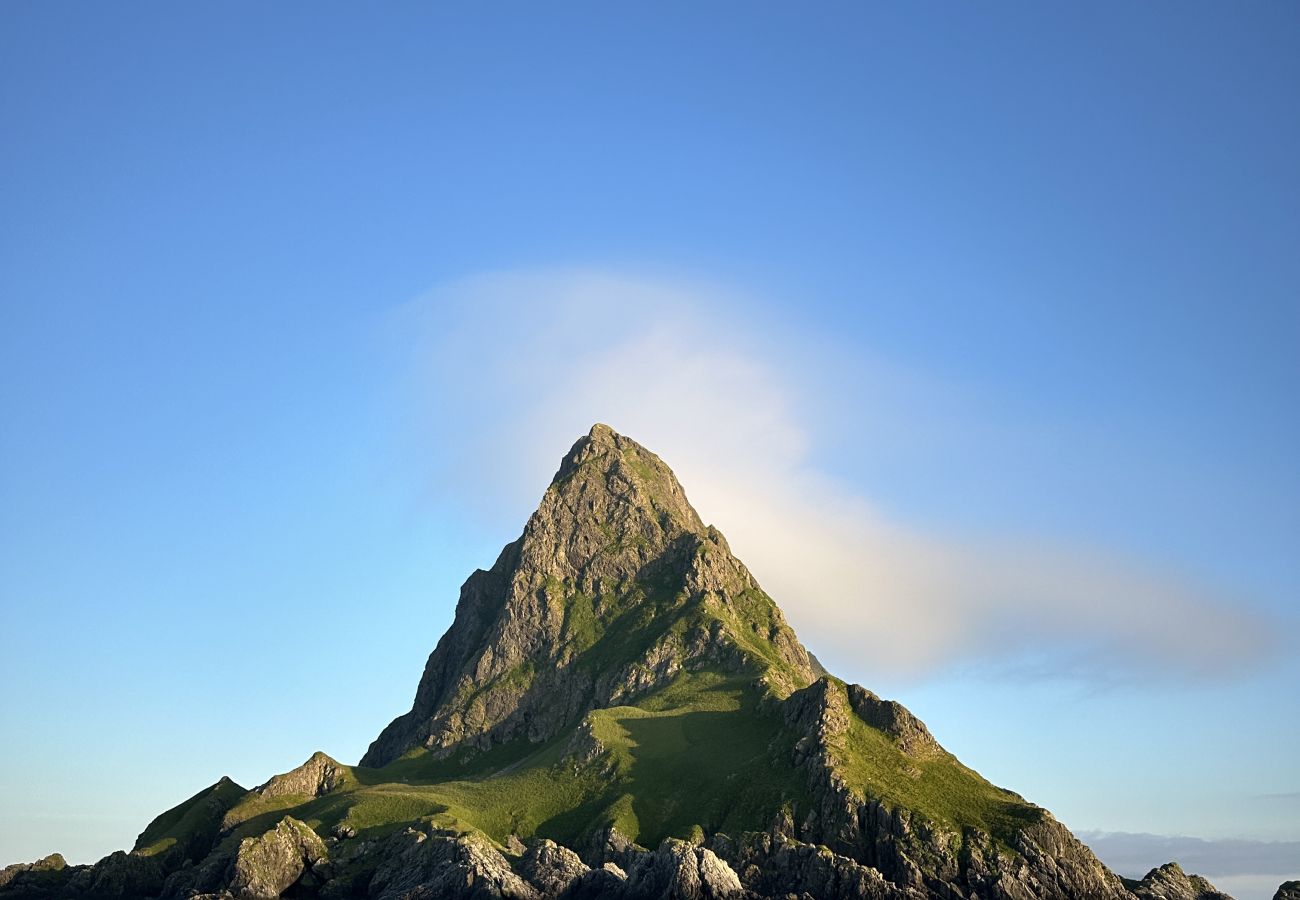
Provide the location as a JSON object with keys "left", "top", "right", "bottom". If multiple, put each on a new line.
{"left": 519, "top": 840, "right": 589, "bottom": 895}
{"left": 368, "top": 826, "right": 538, "bottom": 900}
{"left": 622, "top": 838, "right": 742, "bottom": 899}
{"left": 228, "top": 816, "right": 328, "bottom": 900}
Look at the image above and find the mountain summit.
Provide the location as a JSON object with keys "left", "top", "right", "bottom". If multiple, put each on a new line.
{"left": 0, "top": 426, "right": 1239, "bottom": 900}
{"left": 363, "top": 422, "right": 817, "bottom": 768}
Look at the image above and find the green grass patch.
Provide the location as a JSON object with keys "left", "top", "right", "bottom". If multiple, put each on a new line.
{"left": 577, "top": 672, "right": 807, "bottom": 845}
{"left": 134, "top": 777, "right": 248, "bottom": 860}
{"left": 200, "top": 672, "right": 808, "bottom": 855}
{"left": 831, "top": 685, "right": 1042, "bottom": 848}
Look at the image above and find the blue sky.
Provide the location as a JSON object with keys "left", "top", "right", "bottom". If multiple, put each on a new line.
{"left": 1, "top": 3, "right": 1297, "bottom": 897}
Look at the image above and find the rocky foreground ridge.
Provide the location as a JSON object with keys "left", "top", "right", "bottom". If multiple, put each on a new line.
{"left": 0, "top": 425, "right": 1254, "bottom": 900}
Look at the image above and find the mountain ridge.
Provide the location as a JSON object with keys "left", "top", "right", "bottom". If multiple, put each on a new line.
{"left": 0, "top": 424, "right": 1243, "bottom": 900}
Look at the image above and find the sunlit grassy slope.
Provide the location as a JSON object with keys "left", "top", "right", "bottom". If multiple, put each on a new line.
{"left": 136, "top": 671, "right": 1041, "bottom": 864}
{"left": 138, "top": 672, "right": 806, "bottom": 862}
{"left": 824, "top": 679, "right": 1043, "bottom": 847}
{"left": 133, "top": 777, "right": 248, "bottom": 860}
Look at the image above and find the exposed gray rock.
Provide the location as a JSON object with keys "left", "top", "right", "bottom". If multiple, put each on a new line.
{"left": 361, "top": 424, "right": 816, "bottom": 768}
{"left": 722, "top": 831, "right": 921, "bottom": 900}
{"left": 158, "top": 842, "right": 238, "bottom": 899}
{"left": 558, "top": 862, "right": 628, "bottom": 900}
{"left": 621, "top": 838, "right": 743, "bottom": 899}
{"left": 519, "top": 840, "right": 589, "bottom": 895}
{"left": 1274, "top": 882, "right": 1300, "bottom": 900}
{"left": 367, "top": 826, "right": 538, "bottom": 900}
{"left": 580, "top": 826, "right": 646, "bottom": 871}
{"left": 228, "top": 816, "right": 328, "bottom": 900}
{"left": 561, "top": 716, "right": 605, "bottom": 766}
{"left": 1130, "top": 862, "right": 1233, "bottom": 900}
{"left": 780, "top": 676, "right": 1138, "bottom": 900}
{"left": 844, "top": 685, "right": 939, "bottom": 759}
{"left": 0, "top": 854, "right": 74, "bottom": 899}
{"left": 0, "top": 855, "right": 64, "bottom": 889}
{"left": 256, "top": 751, "right": 344, "bottom": 799}
{"left": 81, "top": 850, "right": 166, "bottom": 899}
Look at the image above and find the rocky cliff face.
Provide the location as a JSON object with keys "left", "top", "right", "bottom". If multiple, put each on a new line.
{"left": 773, "top": 675, "right": 1134, "bottom": 900}
{"left": 361, "top": 423, "right": 816, "bottom": 767}
{"left": 0, "top": 425, "right": 1245, "bottom": 900}
{"left": 1274, "top": 882, "right": 1300, "bottom": 900}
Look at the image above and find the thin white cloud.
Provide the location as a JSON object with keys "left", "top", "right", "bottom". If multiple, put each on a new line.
{"left": 391, "top": 268, "right": 1274, "bottom": 682}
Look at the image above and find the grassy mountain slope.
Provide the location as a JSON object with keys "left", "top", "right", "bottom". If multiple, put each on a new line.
{"left": 175, "top": 671, "right": 806, "bottom": 854}
{"left": 134, "top": 667, "right": 1039, "bottom": 874}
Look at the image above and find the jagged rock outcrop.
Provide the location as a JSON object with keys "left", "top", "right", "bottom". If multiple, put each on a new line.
{"left": 361, "top": 424, "right": 816, "bottom": 767}
{"left": 719, "top": 832, "right": 921, "bottom": 900}
{"left": 228, "top": 816, "right": 329, "bottom": 900}
{"left": 559, "top": 862, "right": 628, "bottom": 900}
{"left": 580, "top": 826, "right": 647, "bottom": 873}
{"left": 256, "top": 752, "right": 343, "bottom": 799}
{"left": 78, "top": 850, "right": 165, "bottom": 899}
{"left": 519, "top": 840, "right": 589, "bottom": 895}
{"left": 780, "top": 675, "right": 1135, "bottom": 900}
{"left": 843, "top": 685, "right": 939, "bottom": 759}
{"left": 0, "top": 855, "right": 67, "bottom": 897}
{"left": 0, "top": 856, "right": 63, "bottom": 890}
{"left": 621, "top": 839, "right": 743, "bottom": 899}
{"left": 1129, "top": 863, "right": 1232, "bottom": 900}
{"left": 1274, "top": 882, "right": 1300, "bottom": 900}
{"left": 368, "top": 825, "right": 538, "bottom": 899}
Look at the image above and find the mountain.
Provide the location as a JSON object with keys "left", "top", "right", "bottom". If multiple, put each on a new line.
{"left": 0, "top": 424, "right": 1237, "bottom": 900}
{"left": 362, "top": 421, "right": 817, "bottom": 769}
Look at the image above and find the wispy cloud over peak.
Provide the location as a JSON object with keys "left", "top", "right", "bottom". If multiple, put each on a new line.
{"left": 392, "top": 268, "right": 1277, "bottom": 684}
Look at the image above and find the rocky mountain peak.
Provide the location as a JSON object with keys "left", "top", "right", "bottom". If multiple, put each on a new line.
{"left": 256, "top": 752, "right": 343, "bottom": 799}
{"left": 518, "top": 422, "right": 707, "bottom": 592}
{"left": 360, "top": 424, "right": 815, "bottom": 768}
